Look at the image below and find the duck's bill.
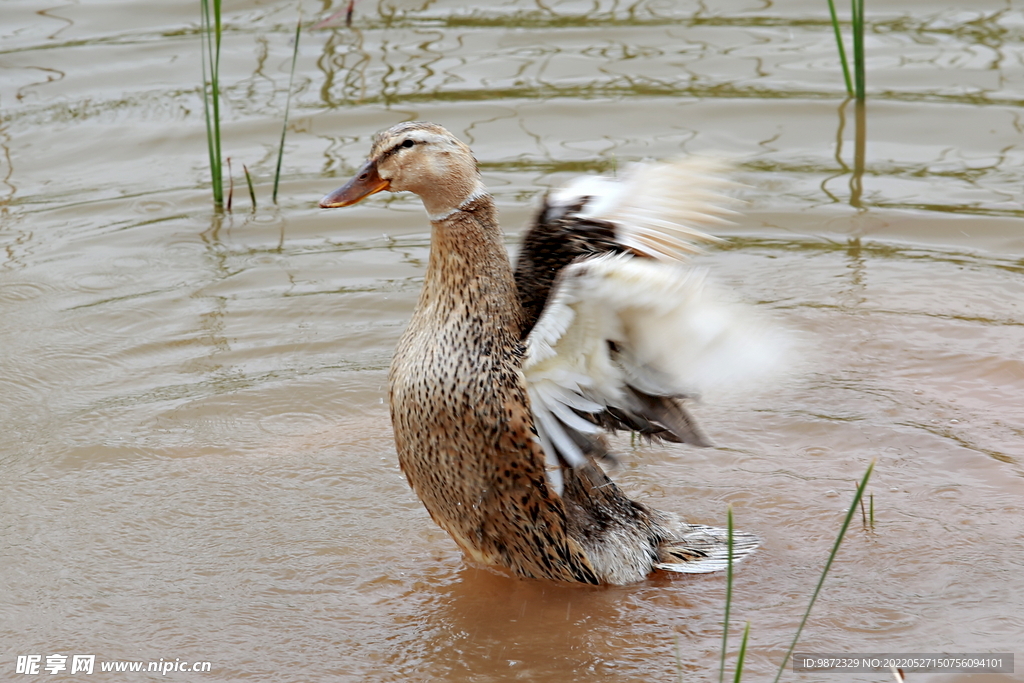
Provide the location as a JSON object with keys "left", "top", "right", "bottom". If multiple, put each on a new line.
{"left": 319, "top": 159, "right": 389, "bottom": 208}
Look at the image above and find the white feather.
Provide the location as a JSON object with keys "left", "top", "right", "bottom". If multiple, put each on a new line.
{"left": 525, "top": 253, "right": 789, "bottom": 493}
{"left": 653, "top": 525, "right": 761, "bottom": 574}
{"left": 531, "top": 400, "right": 589, "bottom": 469}
{"left": 532, "top": 424, "right": 564, "bottom": 496}
{"left": 550, "top": 158, "right": 738, "bottom": 261}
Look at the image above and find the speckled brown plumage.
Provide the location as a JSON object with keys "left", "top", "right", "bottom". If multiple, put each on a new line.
{"left": 387, "top": 195, "right": 601, "bottom": 583}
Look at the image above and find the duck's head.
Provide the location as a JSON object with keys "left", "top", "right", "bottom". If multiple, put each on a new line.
{"left": 319, "top": 121, "right": 484, "bottom": 218}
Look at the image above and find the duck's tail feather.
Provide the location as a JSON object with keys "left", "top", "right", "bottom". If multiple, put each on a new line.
{"left": 654, "top": 524, "right": 760, "bottom": 574}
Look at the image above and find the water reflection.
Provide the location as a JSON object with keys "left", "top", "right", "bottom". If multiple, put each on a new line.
{"left": 294, "top": 1, "right": 1024, "bottom": 218}
{"left": 316, "top": 25, "right": 370, "bottom": 107}
{"left": 37, "top": 0, "right": 76, "bottom": 41}
{"left": 0, "top": 123, "right": 14, "bottom": 213}
{"left": 369, "top": 564, "right": 724, "bottom": 680}
{"left": 822, "top": 97, "right": 868, "bottom": 209}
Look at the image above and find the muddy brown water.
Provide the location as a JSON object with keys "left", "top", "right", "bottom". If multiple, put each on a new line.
{"left": 2, "top": 0, "right": 1023, "bottom": 681}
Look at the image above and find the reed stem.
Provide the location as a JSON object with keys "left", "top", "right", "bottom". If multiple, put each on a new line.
{"left": 226, "top": 156, "right": 234, "bottom": 211}
{"left": 273, "top": 10, "right": 302, "bottom": 205}
{"left": 772, "top": 461, "right": 875, "bottom": 683}
{"left": 243, "top": 164, "right": 257, "bottom": 210}
{"left": 200, "top": 0, "right": 224, "bottom": 208}
{"left": 851, "top": 0, "right": 866, "bottom": 102}
{"left": 719, "top": 505, "right": 734, "bottom": 683}
{"left": 732, "top": 622, "right": 751, "bottom": 683}
{"left": 826, "top": 0, "right": 853, "bottom": 97}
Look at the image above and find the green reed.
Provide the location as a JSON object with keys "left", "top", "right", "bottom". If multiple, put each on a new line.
{"left": 226, "top": 157, "right": 234, "bottom": 211}
{"left": 243, "top": 164, "right": 257, "bottom": 210}
{"left": 733, "top": 622, "right": 751, "bottom": 683}
{"left": 827, "top": 0, "right": 866, "bottom": 101}
{"left": 200, "top": 0, "right": 224, "bottom": 208}
{"left": 718, "top": 505, "right": 752, "bottom": 683}
{"left": 825, "top": 0, "right": 852, "bottom": 96}
{"left": 715, "top": 462, "right": 875, "bottom": 682}
{"left": 719, "top": 505, "right": 735, "bottom": 683}
{"left": 858, "top": 486, "right": 876, "bottom": 530}
{"left": 770, "top": 461, "right": 874, "bottom": 682}
{"left": 273, "top": 11, "right": 303, "bottom": 205}
{"left": 851, "top": 0, "right": 866, "bottom": 102}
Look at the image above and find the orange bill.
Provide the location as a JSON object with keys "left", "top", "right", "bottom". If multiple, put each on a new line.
{"left": 319, "top": 159, "right": 390, "bottom": 208}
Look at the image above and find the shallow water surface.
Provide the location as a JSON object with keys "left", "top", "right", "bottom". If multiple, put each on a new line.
{"left": 2, "top": 1, "right": 1023, "bottom": 681}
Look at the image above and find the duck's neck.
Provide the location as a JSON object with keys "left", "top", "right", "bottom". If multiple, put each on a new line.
{"left": 418, "top": 192, "right": 524, "bottom": 336}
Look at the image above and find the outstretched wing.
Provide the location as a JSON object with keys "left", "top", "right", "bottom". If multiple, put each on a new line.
{"left": 515, "top": 159, "right": 783, "bottom": 494}
{"left": 523, "top": 254, "right": 785, "bottom": 493}
{"left": 514, "top": 157, "right": 735, "bottom": 336}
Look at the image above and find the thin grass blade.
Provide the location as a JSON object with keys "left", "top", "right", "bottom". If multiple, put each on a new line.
{"left": 273, "top": 9, "right": 302, "bottom": 204}
{"left": 200, "top": 0, "right": 224, "bottom": 207}
{"left": 226, "top": 157, "right": 234, "bottom": 211}
{"left": 200, "top": 0, "right": 214, "bottom": 201}
{"left": 244, "top": 164, "right": 257, "bottom": 210}
{"left": 732, "top": 622, "right": 751, "bottom": 683}
{"left": 212, "top": 0, "right": 223, "bottom": 190}
{"left": 826, "top": 0, "right": 853, "bottom": 96}
{"left": 772, "top": 461, "right": 875, "bottom": 683}
{"left": 719, "top": 505, "right": 734, "bottom": 683}
{"left": 200, "top": 0, "right": 214, "bottom": 203}
{"left": 851, "top": 0, "right": 866, "bottom": 101}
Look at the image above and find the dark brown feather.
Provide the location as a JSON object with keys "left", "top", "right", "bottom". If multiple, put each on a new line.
{"left": 514, "top": 195, "right": 624, "bottom": 336}
{"left": 514, "top": 194, "right": 711, "bottom": 450}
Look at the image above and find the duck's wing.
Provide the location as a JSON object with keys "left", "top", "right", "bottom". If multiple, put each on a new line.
{"left": 516, "top": 160, "right": 783, "bottom": 495}
{"left": 524, "top": 254, "right": 786, "bottom": 493}
{"left": 514, "top": 157, "right": 734, "bottom": 336}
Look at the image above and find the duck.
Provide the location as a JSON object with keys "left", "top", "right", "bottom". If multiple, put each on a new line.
{"left": 319, "top": 121, "right": 774, "bottom": 585}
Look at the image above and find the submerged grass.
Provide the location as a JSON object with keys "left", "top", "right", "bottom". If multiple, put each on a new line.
{"left": 200, "top": 0, "right": 224, "bottom": 208}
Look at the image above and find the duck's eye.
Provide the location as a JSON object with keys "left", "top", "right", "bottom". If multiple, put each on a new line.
{"left": 401, "top": 139, "right": 415, "bottom": 149}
